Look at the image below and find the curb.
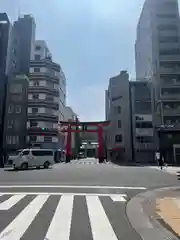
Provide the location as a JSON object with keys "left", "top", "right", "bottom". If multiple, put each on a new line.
{"left": 126, "top": 186, "right": 180, "bottom": 240}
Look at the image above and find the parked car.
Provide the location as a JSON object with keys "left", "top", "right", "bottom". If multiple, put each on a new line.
{"left": 9, "top": 149, "right": 55, "bottom": 170}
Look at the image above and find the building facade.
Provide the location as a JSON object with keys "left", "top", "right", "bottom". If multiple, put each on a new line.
{"left": 135, "top": 0, "right": 180, "bottom": 164}
{"left": 3, "top": 75, "right": 29, "bottom": 151}
{"left": 105, "top": 71, "right": 132, "bottom": 162}
{"left": 2, "top": 14, "right": 36, "bottom": 154}
{"left": 28, "top": 40, "right": 66, "bottom": 149}
{"left": 130, "top": 81, "right": 155, "bottom": 163}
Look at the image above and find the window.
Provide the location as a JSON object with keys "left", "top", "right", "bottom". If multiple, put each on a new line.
{"left": 159, "top": 36, "right": 179, "bottom": 43}
{"left": 7, "top": 119, "right": 13, "bottom": 128}
{"left": 12, "top": 60, "right": 16, "bottom": 68}
{"left": 34, "top": 67, "right": 40, "bottom": 73}
{"left": 33, "top": 81, "right": 39, "bottom": 86}
{"left": 118, "top": 120, "right": 121, "bottom": 128}
{"left": 30, "top": 136, "right": 37, "bottom": 142}
{"left": 15, "top": 105, "right": 21, "bottom": 114}
{"left": 136, "top": 136, "right": 153, "bottom": 143}
{"left": 32, "top": 108, "right": 38, "bottom": 114}
{"left": 32, "top": 94, "right": 39, "bottom": 100}
{"left": 117, "top": 106, "right": 121, "bottom": 114}
{"left": 8, "top": 105, "right": 14, "bottom": 114}
{"left": 32, "top": 150, "right": 53, "bottom": 156}
{"left": 34, "top": 54, "right": 41, "bottom": 60}
{"left": 6, "top": 136, "right": 19, "bottom": 145}
{"left": 44, "top": 136, "right": 52, "bottom": 142}
{"left": 35, "top": 45, "right": 41, "bottom": 50}
{"left": 159, "top": 49, "right": 180, "bottom": 55}
{"left": 135, "top": 122, "right": 153, "bottom": 128}
{"left": 157, "top": 24, "right": 178, "bottom": 31}
{"left": 115, "top": 134, "right": 122, "bottom": 143}
{"left": 156, "top": 14, "right": 177, "bottom": 18}
{"left": 30, "top": 121, "right": 38, "bottom": 127}
{"left": 22, "top": 150, "right": 29, "bottom": 155}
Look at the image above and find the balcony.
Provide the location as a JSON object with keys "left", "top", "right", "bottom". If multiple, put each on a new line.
{"left": 28, "top": 86, "right": 59, "bottom": 97}
{"left": 30, "top": 72, "right": 59, "bottom": 84}
{"left": 30, "top": 59, "right": 60, "bottom": 72}
{"left": 28, "top": 100, "right": 59, "bottom": 110}
{"left": 28, "top": 113, "right": 58, "bottom": 122}
{"left": 27, "top": 127, "right": 58, "bottom": 136}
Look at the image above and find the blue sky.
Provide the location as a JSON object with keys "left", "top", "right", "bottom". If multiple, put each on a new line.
{"left": 1, "top": 0, "right": 147, "bottom": 121}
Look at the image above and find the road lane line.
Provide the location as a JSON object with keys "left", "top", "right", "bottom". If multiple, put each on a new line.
{"left": 110, "top": 195, "right": 127, "bottom": 202}
{"left": 45, "top": 195, "right": 73, "bottom": 239}
{"left": 0, "top": 195, "right": 49, "bottom": 240}
{"left": 0, "top": 185, "right": 146, "bottom": 190}
{"left": 0, "top": 192, "right": 127, "bottom": 197}
{"left": 86, "top": 196, "right": 118, "bottom": 240}
{"left": 0, "top": 195, "right": 26, "bottom": 210}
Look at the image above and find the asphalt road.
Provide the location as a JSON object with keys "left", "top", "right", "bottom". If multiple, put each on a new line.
{"left": 0, "top": 158, "right": 178, "bottom": 239}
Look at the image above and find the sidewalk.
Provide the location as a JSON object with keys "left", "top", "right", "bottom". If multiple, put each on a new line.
{"left": 127, "top": 187, "right": 180, "bottom": 240}
{"left": 155, "top": 197, "right": 180, "bottom": 237}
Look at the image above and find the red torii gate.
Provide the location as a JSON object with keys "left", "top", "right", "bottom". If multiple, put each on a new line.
{"left": 59, "top": 120, "right": 110, "bottom": 163}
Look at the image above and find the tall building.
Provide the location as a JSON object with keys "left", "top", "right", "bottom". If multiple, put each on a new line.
{"left": 105, "top": 71, "right": 132, "bottom": 162}
{"left": 3, "top": 15, "right": 36, "bottom": 153}
{"left": 13, "top": 15, "right": 36, "bottom": 75}
{"left": 130, "top": 81, "right": 155, "bottom": 163}
{"left": 135, "top": 0, "right": 180, "bottom": 164}
{"left": 28, "top": 40, "right": 66, "bottom": 149}
{"left": 0, "top": 13, "right": 11, "bottom": 166}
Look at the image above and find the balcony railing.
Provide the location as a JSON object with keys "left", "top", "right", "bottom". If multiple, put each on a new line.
{"left": 28, "top": 99, "right": 59, "bottom": 109}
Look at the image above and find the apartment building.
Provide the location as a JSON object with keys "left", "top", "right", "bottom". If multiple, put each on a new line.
{"left": 135, "top": 0, "right": 180, "bottom": 163}
{"left": 3, "top": 15, "right": 35, "bottom": 153}
{"left": 28, "top": 40, "right": 66, "bottom": 149}
{"left": 105, "top": 71, "right": 132, "bottom": 162}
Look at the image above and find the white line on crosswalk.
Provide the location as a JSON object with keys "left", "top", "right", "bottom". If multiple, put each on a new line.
{"left": 86, "top": 196, "right": 118, "bottom": 240}
{"left": 0, "top": 185, "right": 146, "bottom": 190}
{"left": 0, "top": 195, "right": 49, "bottom": 240}
{"left": 45, "top": 195, "right": 74, "bottom": 239}
{"left": 0, "top": 195, "right": 26, "bottom": 210}
{"left": 0, "top": 192, "right": 127, "bottom": 198}
{"left": 110, "top": 195, "right": 126, "bottom": 202}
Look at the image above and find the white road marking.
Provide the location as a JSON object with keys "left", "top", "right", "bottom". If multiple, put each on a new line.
{"left": 110, "top": 195, "right": 127, "bottom": 202}
{"left": 0, "top": 195, "right": 49, "bottom": 240}
{"left": 45, "top": 195, "right": 73, "bottom": 239}
{"left": 86, "top": 196, "right": 118, "bottom": 240}
{"left": 0, "top": 192, "right": 127, "bottom": 198}
{"left": 0, "top": 195, "right": 26, "bottom": 210}
{"left": 0, "top": 185, "right": 146, "bottom": 190}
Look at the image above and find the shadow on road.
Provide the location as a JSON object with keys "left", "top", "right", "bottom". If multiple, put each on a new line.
{"left": 4, "top": 167, "right": 52, "bottom": 172}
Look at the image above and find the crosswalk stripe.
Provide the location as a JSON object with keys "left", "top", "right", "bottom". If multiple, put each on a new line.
{"left": 0, "top": 195, "right": 26, "bottom": 210}
{"left": 86, "top": 196, "right": 118, "bottom": 240}
{"left": 0, "top": 195, "right": 49, "bottom": 240}
{"left": 45, "top": 195, "right": 74, "bottom": 239}
{"left": 110, "top": 195, "right": 126, "bottom": 202}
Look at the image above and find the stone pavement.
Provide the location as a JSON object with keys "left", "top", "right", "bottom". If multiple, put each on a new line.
{"left": 127, "top": 186, "right": 180, "bottom": 240}
{"left": 156, "top": 197, "right": 180, "bottom": 237}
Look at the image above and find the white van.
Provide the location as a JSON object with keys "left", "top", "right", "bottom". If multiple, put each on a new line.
{"left": 10, "top": 149, "right": 55, "bottom": 170}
